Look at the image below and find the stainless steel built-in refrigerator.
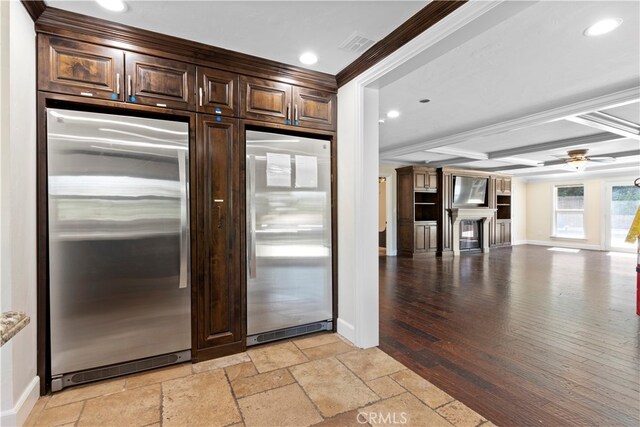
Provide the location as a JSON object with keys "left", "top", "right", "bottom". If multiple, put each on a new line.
{"left": 246, "top": 130, "right": 333, "bottom": 345}
{"left": 47, "top": 109, "right": 191, "bottom": 391}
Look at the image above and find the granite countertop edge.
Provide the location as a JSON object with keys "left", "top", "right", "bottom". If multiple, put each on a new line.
{"left": 0, "top": 311, "right": 30, "bottom": 347}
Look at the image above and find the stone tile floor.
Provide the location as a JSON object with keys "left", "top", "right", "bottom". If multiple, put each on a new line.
{"left": 26, "top": 333, "right": 496, "bottom": 427}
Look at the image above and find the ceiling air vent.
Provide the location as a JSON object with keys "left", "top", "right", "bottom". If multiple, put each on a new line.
{"left": 339, "top": 31, "right": 376, "bottom": 53}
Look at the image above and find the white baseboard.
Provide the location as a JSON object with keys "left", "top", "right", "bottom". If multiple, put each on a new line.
{"left": 522, "top": 240, "right": 603, "bottom": 251}
{"left": 512, "top": 240, "right": 528, "bottom": 246}
{"left": 336, "top": 318, "right": 355, "bottom": 345}
{"left": 0, "top": 376, "right": 39, "bottom": 427}
{"left": 385, "top": 250, "right": 397, "bottom": 256}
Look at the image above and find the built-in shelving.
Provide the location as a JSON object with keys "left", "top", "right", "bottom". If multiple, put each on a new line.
{"left": 496, "top": 194, "right": 511, "bottom": 220}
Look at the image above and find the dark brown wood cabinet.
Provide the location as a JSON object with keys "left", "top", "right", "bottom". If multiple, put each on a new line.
{"left": 39, "top": 36, "right": 195, "bottom": 110}
{"left": 126, "top": 53, "right": 195, "bottom": 110}
{"left": 241, "top": 76, "right": 336, "bottom": 129}
{"left": 396, "top": 166, "right": 438, "bottom": 257}
{"left": 195, "top": 115, "right": 243, "bottom": 357}
{"left": 38, "top": 35, "right": 124, "bottom": 101}
{"left": 292, "top": 86, "right": 336, "bottom": 130}
{"left": 196, "top": 67, "right": 238, "bottom": 116}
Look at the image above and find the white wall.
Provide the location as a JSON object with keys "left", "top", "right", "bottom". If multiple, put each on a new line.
{"left": 511, "top": 177, "right": 527, "bottom": 244}
{"left": 523, "top": 175, "right": 637, "bottom": 250}
{"left": 0, "top": 1, "right": 39, "bottom": 425}
{"left": 336, "top": 81, "right": 379, "bottom": 348}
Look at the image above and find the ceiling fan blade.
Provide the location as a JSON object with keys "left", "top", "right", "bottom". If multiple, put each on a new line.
{"left": 588, "top": 157, "right": 616, "bottom": 163}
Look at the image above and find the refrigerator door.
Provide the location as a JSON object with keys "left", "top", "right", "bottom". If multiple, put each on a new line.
{"left": 47, "top": 108, "right": 191, "bottom": 376}
{"left": 246, "top": 130, "right": 333, "bottom": 336}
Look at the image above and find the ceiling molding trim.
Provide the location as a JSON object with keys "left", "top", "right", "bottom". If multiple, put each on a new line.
{"left": 21, "top": 0, "right": 47, "bottom": 22}
{"left": 35, "top": 7, "right": 338, "bottom": 92}
{"left": 565, "top": 112, "right": 640, "bottom": 140}
{"left": 426, "top": 146, "right": 487, "bottom": 159}
{"left": 380, "top": 86, "right": 640, "bottom": 158}
{"left": 336, "top": 0, "right": 468, "bottom": 87}
{"left": 421, "top": 157, "right": 470, "bottom": 168}
{"left": 488, "top": 132, "right": 626, "bottom": 159}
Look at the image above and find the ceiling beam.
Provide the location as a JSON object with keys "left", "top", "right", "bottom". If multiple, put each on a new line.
{"left": 565, "top": 112, "right": 640, "bottom": 140}
{"left": 425, "top": 157, "right": 471, "bottom": 168}
{"left": 379, "top": 86, "right": 640, "bottom": 158}
{"left": 487, "top": 132, "right": 626, "bottom": 159}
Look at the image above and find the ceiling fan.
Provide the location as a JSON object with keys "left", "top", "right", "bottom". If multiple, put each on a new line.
{"left": 555, "top": 149, "right": 615, "bottom": 172}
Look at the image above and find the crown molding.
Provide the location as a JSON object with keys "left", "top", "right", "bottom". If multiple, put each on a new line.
{"left": 20, "top": 0, "right": 46, "bottom": 21}
{"left": 336, "top": 0, "right": 468, "bottom": 87}
{"left": 34, "top": 7, "right": 338, "bottom": 92}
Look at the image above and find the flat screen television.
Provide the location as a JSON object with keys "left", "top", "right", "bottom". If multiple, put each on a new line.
{"left": 453, "top": 176, "right": 488, "bottom": 206}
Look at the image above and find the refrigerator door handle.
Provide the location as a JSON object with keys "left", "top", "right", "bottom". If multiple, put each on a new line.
{"left": 247, "top": 155, "right": 257, "bottom": 279}
{"left": 178, "top": 150, "right": 189, "bottom": 289}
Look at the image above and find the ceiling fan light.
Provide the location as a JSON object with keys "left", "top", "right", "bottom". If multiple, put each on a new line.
{"left": 567, "top": 159, "right": 588, "bottom": 172}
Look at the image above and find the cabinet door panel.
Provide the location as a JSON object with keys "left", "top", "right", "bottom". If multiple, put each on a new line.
{"left": 428, "top": 224, "right": 438, "bottom": 250}
{"left": 415, "top": 225, "right": 426, "bottom": 252}
{"left": 39, "top": 35, "right": 124, "bottom": 100}
{"left": 293, "top": 87, "right": 336, "bottom": 130}
{"left": 503, "top": 179, "right": 512, "bottom": 194}
{"left": 196, "top": 116, "right": 241, "bottom": 349}
{"left": 240, "top": 76, "right": 291, "bottom": 123}
{"left": 414, "top": 172, "right": 427, "bottom": 190}
{"left": 126, "top": 53, "right": 195, "bottom": 110}
{"left": 427, "top": 173, "right": 437, "bottom": 191}
{"left": 504, "top": 221, "right": 511, "bottom": 244}
{"left": 196, "top": 67, "right": 237, "bottom": 116}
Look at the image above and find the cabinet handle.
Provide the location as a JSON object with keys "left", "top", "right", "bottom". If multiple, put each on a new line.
{"left": 286, "top": 103, "right": 291, "bottom": 121}
{"left": 116, "top": 73, "right": 120, "bottom": 95}
{"left": 127, "top": 75, "right": 132, "bottom": 97}
{"left": 199, "top": 87, "right": 203, "bottom": 107}
{"left": 294, "top": 104, "right": 299, "bottom": 122}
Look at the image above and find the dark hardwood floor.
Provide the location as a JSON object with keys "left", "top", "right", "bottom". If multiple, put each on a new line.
{"left": 379, "top": 245, "right": 639, "bottom": 426}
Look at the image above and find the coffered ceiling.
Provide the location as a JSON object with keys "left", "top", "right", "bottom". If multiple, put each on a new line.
{"left": 377, "top": 0, "right": 640, "bottom": 180}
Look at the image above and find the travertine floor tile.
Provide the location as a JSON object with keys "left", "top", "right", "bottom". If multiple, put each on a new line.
{"left": 47, "top": 379, "right": 125, "bottom": 408}
{"left": 359, "top": 392, "right": 454, "bottom": 426}
{"left": 366, "top": 376, "right": 406, "bottom": 399}
{"left": 192, "top": 352, "right": 251, "bottom": 373}
{"left": 30, "top": 401, "right": 83, "bottom": 427}
{"left": 391, "top": 369, "right": 454, "bottom": 409}
{"left": 238, "top": 383, "right": 322, "bottom": 427}
{"left": 126, "top": 363, "right": 192, "bottom": 389}
{"left": 231, "top": 368, "right": 295, "bottom": 398}
{"left": 437, "top": 401, "right": 486, "bottom": 427}
{"left": 78, "top": 384, "right": 160, "bottom": 427}
{"left": 24, "top": 396, "right": 50, "bottom": 426}
{"left": 293, "top": 333, "right": 342, "bottom": 349}
{"left": 337, "top": 348, "right": 405, "bottom": 381}
{"left": 225, "top": 361, "right": 258, "bottom": 382}
{"left": 162, "top": 369, "right": 241, "bottom": 427}
{"left": 313, "top": 409, "right": 370, "bottom": 426}
{"left": 247, "top": 341, "right": 308, "bottom": 373}
{"left": 301, "top": 341, "right": 355, "bottom": 360}
{"left": 289, "top": 357, "right": 379, "bottom": 417}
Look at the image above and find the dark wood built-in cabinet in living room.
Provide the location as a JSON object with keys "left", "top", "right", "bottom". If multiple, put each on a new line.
{"left": 397, "top": 166, "right": 512, "bottom": 257}
{"left": 396, "top": 166, "right": 438, "bottom": 257}
{"left": 34, "top": 10, "right": 337, "bottom": 394}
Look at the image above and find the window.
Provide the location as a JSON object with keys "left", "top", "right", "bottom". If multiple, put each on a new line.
{"left": 554, "top": 185, "right": 585, "bottom": 238}
{"left": 609, "top": 185, "right": 640, "bottom": 249}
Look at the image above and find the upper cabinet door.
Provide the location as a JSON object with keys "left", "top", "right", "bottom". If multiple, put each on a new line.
{"left": 39, "top": 35, "right": 124, "bottom": 101}
{"left": 503, "top": 178, "right": 512, "bottom": 194}
{"left": 196, "top": 67, "right": 238, "bottom": 116}
{"left": 126, "top": 52, "right": 195, "bottom": 110}
{"left": 292, "top": 87, "right": 336, "bottom": 130}
{"left": 240, "top": 76, "right": 292, "bottom": 124}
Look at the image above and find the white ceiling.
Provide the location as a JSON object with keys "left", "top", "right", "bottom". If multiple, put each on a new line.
{"left": 377, "top": 0, "right": 640, "bottom": 179}
{"left": 45, "top": 0, "right": 427, "bottom": 75}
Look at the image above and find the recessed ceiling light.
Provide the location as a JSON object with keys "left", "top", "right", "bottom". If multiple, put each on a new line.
{"left": 386, "top": 110, "right": 400, "bottom": 119}
{"left": 378, "top": 119, "right": 385, "bottom": 123}
{"left": 299, "top": 52, "right": 318, "bottom": 65}
{"left": 584, "top": 18, "right": 623, "bottom": 36}
{"left": 419, "top": 98, "right": 431, "bottom": 103}
{"left": 96, "top": 0, "right": 127, "bottom": 12}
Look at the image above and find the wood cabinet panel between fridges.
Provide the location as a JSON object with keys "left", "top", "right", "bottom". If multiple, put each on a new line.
{"left": 196, "top": 67, "right": 238, "bottom": 116}
{"left": 195, "top": 115, "right": 243, "bottom": 357}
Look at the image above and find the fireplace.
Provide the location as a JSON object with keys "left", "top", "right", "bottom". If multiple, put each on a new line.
{"left": 448, "top": 207, "right": 496, "bottom": 256}
{"left": 460, "top": 220, "right": 481, "bottom": 251}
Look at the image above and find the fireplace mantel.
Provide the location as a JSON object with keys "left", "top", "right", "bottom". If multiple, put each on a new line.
{"left": 448, "top": 208, "right": 497, "bottom": 256}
